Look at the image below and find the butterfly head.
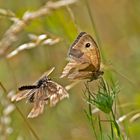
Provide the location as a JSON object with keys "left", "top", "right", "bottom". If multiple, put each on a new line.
{"left": 37, "top": 76, "right": 51, "bottom": 87}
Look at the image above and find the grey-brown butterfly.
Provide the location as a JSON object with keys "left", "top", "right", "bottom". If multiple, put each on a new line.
{"left": 60, "top": 32, "right": 104, "bottom": 81}
{"left": 11, "top": 67, "right": 69, "bottom": 118}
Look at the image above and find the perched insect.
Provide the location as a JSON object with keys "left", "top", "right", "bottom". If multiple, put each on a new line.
{"left": 60, "top": 32, "right": 104, "bottom": 81}
{"left": 11, "top": 67, "right": 69, "bottom": 118}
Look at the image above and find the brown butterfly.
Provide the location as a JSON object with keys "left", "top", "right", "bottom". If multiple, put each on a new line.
{"left": 11, "top": 67, "right": 69, "bottom": 118}
{"left": 60, "top": 32, "right": 104, "bottom": 81}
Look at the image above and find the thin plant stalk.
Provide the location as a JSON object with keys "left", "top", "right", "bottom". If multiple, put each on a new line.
{"left": 111, "top": 108, "right": 122, "bottom": 139}
{"left": 84, "top": 0, "right": 106, "bottom": 62}
{"left": 84, "top": 84, "right": 98, "bottom": 139}
{"left": 98, "top": 115, "right": 103, "bottom": 140}
{"left": 0, "top": 81, "right": 40, "bottom": 140}
{"left": 117, "top": 97, "right": 130, "bottom": 138}
{"left": 88, "top": 93, "right": 98, "bottom": 139}
{"left": 110, "top": 118, "right": 114, "bottom": 140}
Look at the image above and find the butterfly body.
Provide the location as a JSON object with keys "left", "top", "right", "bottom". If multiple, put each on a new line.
{"left": 61, "top": 32, "right": 103, "bottom": 81}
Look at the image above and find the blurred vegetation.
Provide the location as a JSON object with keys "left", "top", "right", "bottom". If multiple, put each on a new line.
{"left": 0, "top": 0, "right": 140, "bottom": 140}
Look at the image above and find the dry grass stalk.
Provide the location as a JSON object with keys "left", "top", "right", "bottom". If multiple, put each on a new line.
{"left": 0, "top": 0, "right": 77, "bottom": 56}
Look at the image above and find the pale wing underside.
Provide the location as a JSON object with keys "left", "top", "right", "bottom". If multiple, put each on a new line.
{"left": 11, "top": 89, "right": 36, "bottom": 102}
{"left": 47, "top": 81, "right": 69, "bottom": 107}
{"left": 60, "top": 58, "right": 90, "bottom": 79}
{"left": 28, "top": 81, "right": 69, "bottom": 118}
{"left": 28, "top": 88, "right": 45, "bottom": 118}
{"left": 11, "top": 80, "right": 69, "bottom": 118}
{"left": 11, "top": 67, "right": 55, "bottom": 102}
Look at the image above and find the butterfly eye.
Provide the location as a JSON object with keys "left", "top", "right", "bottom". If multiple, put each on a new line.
{"left": 85, "top": 43, "right": 91, "bottom": 48}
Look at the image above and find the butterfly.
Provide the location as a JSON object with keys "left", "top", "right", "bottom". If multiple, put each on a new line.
{"left": 11, "top": 67, "right": 69, "bottom": 118}
{"left": 60, "top": 32, "right": 104, "bottom": 81}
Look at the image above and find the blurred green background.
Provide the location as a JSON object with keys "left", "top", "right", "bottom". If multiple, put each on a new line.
{"left": 0, "top": 0, "right": 140, "bottom": 140}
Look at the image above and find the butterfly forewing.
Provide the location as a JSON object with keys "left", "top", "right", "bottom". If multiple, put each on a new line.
{"left": 61, "top": 32, "right": 103, "bottom": 80}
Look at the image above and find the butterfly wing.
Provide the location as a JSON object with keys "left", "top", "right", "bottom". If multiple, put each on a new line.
{"left": 27, "top": 87, "right": 46, "bottom": 118}
{"left": 11, "top": 89, "right": 36, "bottom": 102}
{"left": 61, "top": 32, "right": 101, "bottom": 80}
{"left": 60, "top": 58, "right": 90, "bottom": 78}
{"left": 69, "top": 32, "right": 100, "bottom": 69}
{"left": 11, "top": 67, "right": 55, "bottom": 102}
{"left": 46, "top": 80, "right": 69, "bottom": 107}
{"left": 27, "top": 79, "right": 69, "bottom": 118}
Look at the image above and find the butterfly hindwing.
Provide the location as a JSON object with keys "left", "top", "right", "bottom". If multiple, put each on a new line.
{"left": 46, "top": 80, "right": 69, "bottom": 107}
{"left": 27, "top": 87, "right": 46, "bottom": 118}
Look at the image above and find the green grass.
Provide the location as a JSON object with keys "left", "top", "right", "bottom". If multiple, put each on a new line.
{"left": 84, "top": 78, "right": 123, "bottom": 139}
